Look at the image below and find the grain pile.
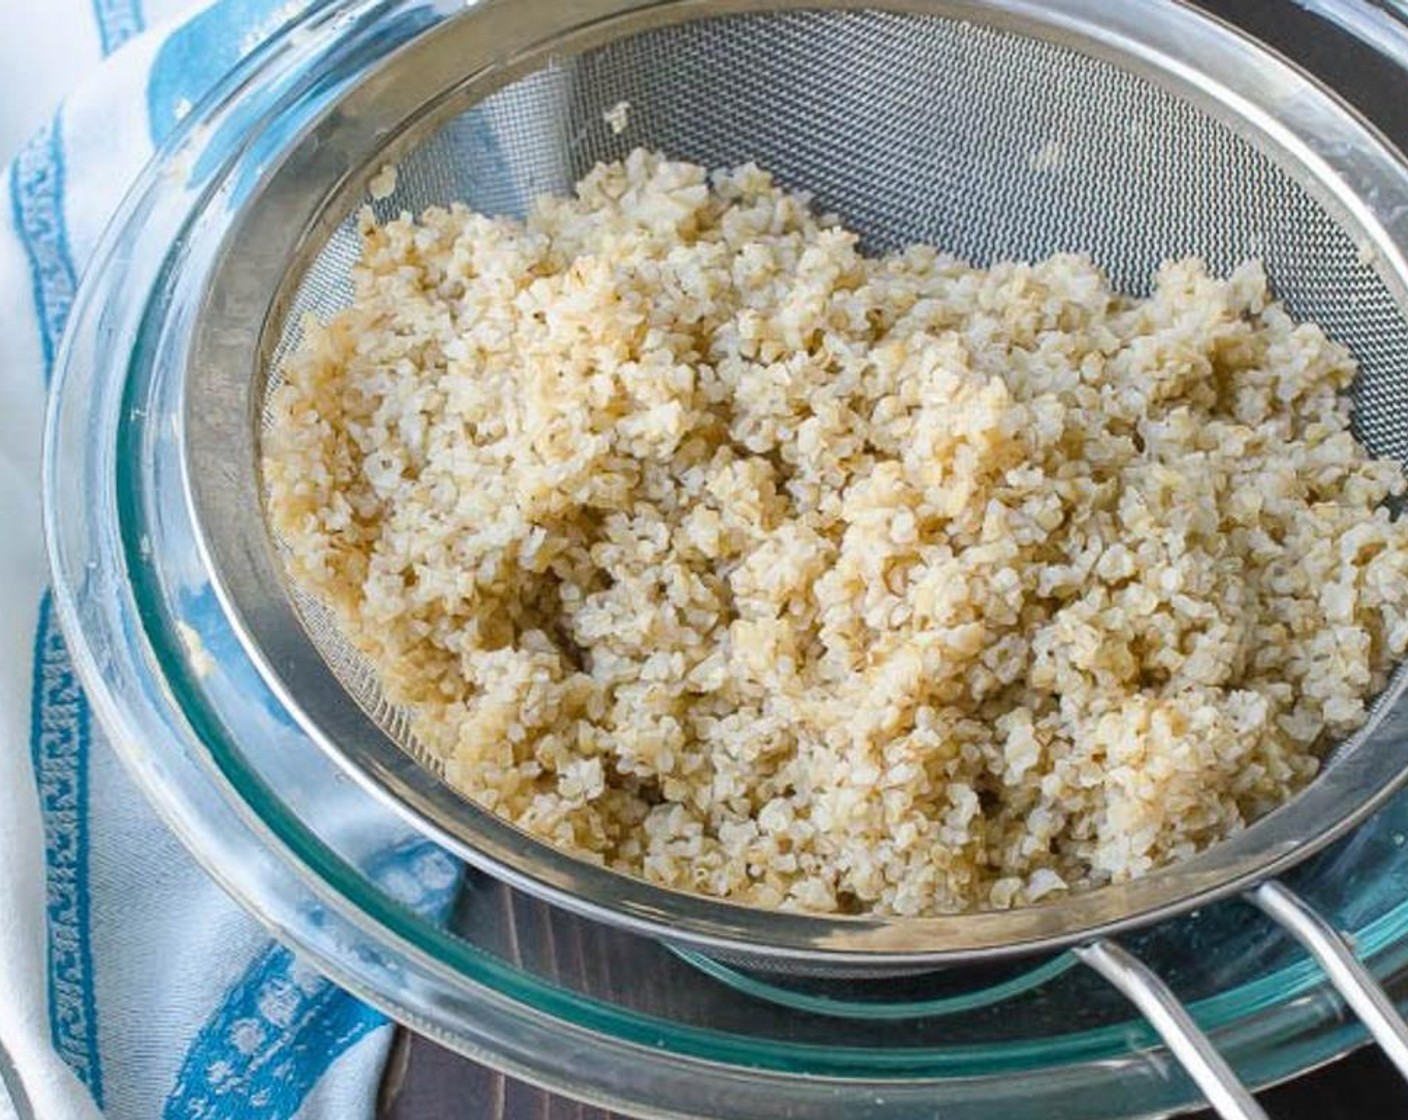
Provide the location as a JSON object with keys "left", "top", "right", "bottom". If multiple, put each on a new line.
{"left": 265, "top": 149, "right": 1408, "bottom": 915}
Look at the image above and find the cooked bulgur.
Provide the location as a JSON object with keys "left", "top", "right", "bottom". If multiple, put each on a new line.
{"left": 264, "top": 149, "right": 1408, "bottom": 915}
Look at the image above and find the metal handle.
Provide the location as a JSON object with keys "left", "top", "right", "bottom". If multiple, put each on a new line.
{"left": 1074, "top": 939, "right": 1270, "bottom": 1120}
{"left": 1251, "top": 881, "right": 1408, "bottom": 1079}
{"left": 1079, "top": 879, "right": 1408, "bottom": 1119}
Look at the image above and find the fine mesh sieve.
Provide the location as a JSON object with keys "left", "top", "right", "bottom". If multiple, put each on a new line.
{"left": 186, "top": 0, "right": 1408, "bottom": 988}
{"left": 180, "top": 2, "right": 1408, "bottom": 1112}
{"left": 264, "top": 5, "right": 1408, "bottom": 785}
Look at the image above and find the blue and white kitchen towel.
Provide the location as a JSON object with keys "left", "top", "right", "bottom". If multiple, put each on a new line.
{"left": 0, "top": 3, "right": 459, "bottom": 1118}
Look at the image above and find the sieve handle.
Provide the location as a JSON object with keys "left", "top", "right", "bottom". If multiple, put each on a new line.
{"left": 1074, "top": 939, "right": 1270, "bottom": 1120}
{"left": 1080, "top": 882, "right": 1408, "bottom": 1118}
{"left": 1251, "top": 880, "right": 1408, "bottom": 1080}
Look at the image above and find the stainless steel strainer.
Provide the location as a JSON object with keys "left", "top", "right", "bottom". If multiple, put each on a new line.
{"left": 181, "top": 2, "right": 1408, "bottom": 1114}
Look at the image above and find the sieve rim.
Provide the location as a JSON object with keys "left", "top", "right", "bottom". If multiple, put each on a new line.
{"left": 183, "top": 0, "right": 1408, "bottom": 966}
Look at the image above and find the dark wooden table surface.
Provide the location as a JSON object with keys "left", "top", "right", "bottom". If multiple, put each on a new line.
{"left": 378, "top": 1029, "right": 1408, "bottom": 1119}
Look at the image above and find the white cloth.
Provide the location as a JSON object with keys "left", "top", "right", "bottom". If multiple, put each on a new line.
{"left": 0, "top": 3, "right": 458, "bottom": 1118}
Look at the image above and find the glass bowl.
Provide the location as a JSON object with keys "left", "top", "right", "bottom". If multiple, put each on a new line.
{"left": 42, "top": 0, "right": 1408, "bottom": 1116}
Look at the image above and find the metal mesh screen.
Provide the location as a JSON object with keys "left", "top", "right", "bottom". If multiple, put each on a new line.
{"left": 262, "top": 8, "right": 1408, "bottom": 773}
